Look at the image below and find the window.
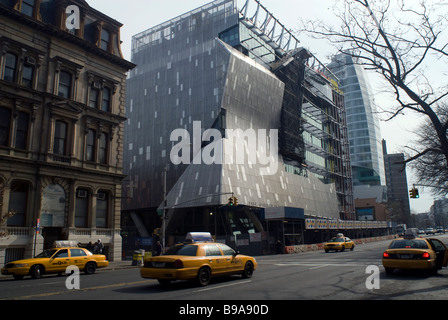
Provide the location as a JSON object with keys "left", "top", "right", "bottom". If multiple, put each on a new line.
{"left": 100, "top": 29, "right": 110, "bottom": 51}
{"left": 70, "top": 249, "right": 88, "bottom": 257}
{"left": 75, "top": 189, "right": 89, "bottom": 228}
{"left": 4, "top": 53, "right": 17, "bottom": 82}
{"left": 54, "top": 249, "right": 69, "bottom": 258}
{"left": 99, "top": 132, "right": 108, "bottom": 164}
{"left": 53, "top": 121, "right": 67, "bottom": 155}
{"left": 89, "top": 87, "right": 99, "bottom": 108}
{"left": 96, "top": 192, "right": 108, "bottom": 228}
{"left": 22, "top": 64, "right": 34, "bottom": 88}
{"left": 86, "top": 129, "right": 95, "bottom": 161}
{"left": 20, "top": 0, "right": 35, "bottom": 16}
{"left": 58, "top": 71, "right": 72, "bottom": 98}
{"left": 101, "top": 87, "right": 111, "bottom": 112}
{"left": 217, "top": 244, "right": 235, "bottom": 256}
{"left": 0, "top": 107, "right": 11, "bottom": 146}
{"left": 7, "top": 181, "right": 28, "bottom": 227}
{"left": 15, "top": 112, "right": 29, "bottom": 150}
{"left": 205, "top": 245, "right": 222, "bottom": 256}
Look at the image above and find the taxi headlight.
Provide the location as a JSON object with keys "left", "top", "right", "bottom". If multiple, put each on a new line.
{"left": 14, "top": 263, "right": 29, "bottom": 268}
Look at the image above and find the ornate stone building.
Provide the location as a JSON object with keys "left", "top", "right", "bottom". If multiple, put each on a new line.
{"left": 0, "top": 0, "right": 135, "bottom": 262}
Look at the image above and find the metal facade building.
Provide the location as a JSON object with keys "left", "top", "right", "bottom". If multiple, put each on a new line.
{"left": 124, "top": 0, "right": 354, "bottom": 252}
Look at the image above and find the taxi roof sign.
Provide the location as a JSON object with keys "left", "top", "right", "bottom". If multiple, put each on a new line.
{"left": 185, "top": 232, "right": 214, "bottom": 243}
{"left": 53, "top": 240, "right": 79, "bottom": 248}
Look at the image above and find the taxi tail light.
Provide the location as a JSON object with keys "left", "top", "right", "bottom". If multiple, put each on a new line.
{"left": 383, "top": 252, "right": 390, "bottom": 258}
{"left": 173, "top": 259, "right": 184, "bottom": 268}
{"left": 421, "top": 252, "right": 430, "bottom": 259}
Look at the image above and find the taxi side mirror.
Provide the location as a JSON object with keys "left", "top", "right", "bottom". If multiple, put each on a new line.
{"left": 234, "top": 251, "right": 240, "bottom": 257}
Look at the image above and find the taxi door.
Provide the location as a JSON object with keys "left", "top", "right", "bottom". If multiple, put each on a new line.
{"left": 217, "top": 243, "right": 242, "bottom": 273}
{"left": 48, "top": 249, "right": 70, "bottom": 272}
{"left": 204, "top": 244, "right": 226, "bottom": 275}
{"left": 69, "top": 248, "right": 89, "bottom": 269}
{"left": 428, "top": 239, "right": 448, "bottom": 268}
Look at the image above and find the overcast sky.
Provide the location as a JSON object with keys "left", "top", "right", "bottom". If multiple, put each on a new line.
{"left": 87, "top": 0, "right": 438, "bottom": 214}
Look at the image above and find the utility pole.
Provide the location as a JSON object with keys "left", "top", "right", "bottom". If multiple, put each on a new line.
{"left": 162, "top": 167, "right": 167, "bottom": 250}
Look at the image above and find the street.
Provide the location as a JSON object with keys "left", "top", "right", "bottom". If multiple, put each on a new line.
{"left": 2, "top": 236, "right": 448, "bottom": 302}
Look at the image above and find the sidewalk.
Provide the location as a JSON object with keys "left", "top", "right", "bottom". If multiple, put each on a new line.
{"left": 105, "top": 260, "right": 140, "bottom": 271}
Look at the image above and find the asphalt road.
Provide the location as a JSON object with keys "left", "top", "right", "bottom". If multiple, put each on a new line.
{"left": 2, "top": 235, "right": 448, "bottom": 302}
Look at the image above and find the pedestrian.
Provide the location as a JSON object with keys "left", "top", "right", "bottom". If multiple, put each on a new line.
{"left": 276, "top": 240, "right": 283, "bottom": 254}
{"left": 154, "top": 241, "right": 162, "bottom": 256}
{"left": 93, "top": 239, "right": 104, "bottom": 254}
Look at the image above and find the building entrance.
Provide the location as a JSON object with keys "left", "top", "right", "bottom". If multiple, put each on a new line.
{"left": 42, "top": 227, "right": 65, "bottom": 249}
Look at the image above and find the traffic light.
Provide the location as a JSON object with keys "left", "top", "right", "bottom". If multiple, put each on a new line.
{"left": 228, "top": 196, "right": 239, "bottom": 206}
{"left": 409, "top": 188, "right": 420, "bottom": 199}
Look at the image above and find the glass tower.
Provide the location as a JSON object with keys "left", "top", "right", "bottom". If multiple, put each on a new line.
{"left": 327, "top": 53, "right": 385, "bottom": 187}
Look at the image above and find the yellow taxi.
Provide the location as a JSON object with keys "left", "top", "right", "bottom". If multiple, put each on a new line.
{"left": 382, "top": 229, "right": 448, "bottom": 275}
{"left": 1, "top": 243, "right": 109, "bottom": 280}
{"left": 140, "top": 233, "right": 257, "bottom": 286}
{"left": 324, "top": 234, "right": 355, "bottom": 252}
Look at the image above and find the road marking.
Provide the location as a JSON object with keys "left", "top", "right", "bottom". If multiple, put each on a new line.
{"left": 4, "top": 280, "right": 149, "bottom": 300}
{"left": 194, "top": 280, "right": 252, "bottom": 293}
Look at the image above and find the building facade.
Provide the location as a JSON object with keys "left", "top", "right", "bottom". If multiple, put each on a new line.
{"left": 124, "top": 0, "right": 360, "bottom": 255}
{"left": 382, "top": 140, "right": 412, "bottom": 225}
{"left": 0, "top": 0, "right": 134, "bottom": 262}
{"left": 327, "top": 53, "right": 385, "bottom": 187}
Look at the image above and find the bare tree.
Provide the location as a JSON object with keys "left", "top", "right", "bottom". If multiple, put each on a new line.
{"left": 407, "top": 105, "right": 448, "bottom": 196}
{"left": 299, "top": 0, "right": 448, "bottom": 193}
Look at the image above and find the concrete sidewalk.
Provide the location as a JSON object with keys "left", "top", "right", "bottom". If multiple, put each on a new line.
{"left": 105, "top": 260, "right": 140, "bottom": 271}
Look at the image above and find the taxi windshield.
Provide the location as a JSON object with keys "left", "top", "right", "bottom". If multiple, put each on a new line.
{"left": 35, "top": 249, "right": 58, "bottom": 258}
{"left": 329, "top": 238, "right": 344, "bottom": 242}
{"left": 389, "top": 239, "right": 429, "bottom": 249}
{"left": 164, "top": 245, "right": 198, "bottom": 256}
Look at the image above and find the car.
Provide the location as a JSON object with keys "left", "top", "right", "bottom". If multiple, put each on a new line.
{"left": 382, "top": 229, "right": 448, "bottom": 275}
{"left": 436, "top": 227, "right": 445, "bottom": 234}
{"left": 140, "top": 233, "right": 257, "bottom": 286}
{"left": 1, "top": 246, "right": 109, "bottom": 280}
{"left": 426, "top": 228, "right": 435, "bottom": 235}
{"left": 323, "top": 234, "right": 355, "bottom": 253}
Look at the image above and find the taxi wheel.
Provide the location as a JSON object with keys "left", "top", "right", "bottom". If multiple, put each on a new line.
{"left": 340, "top": 246, "right": 345, "bottom": 252}
{"left": 30, "top": 265, "right": 43, "bottom": 279}
{"left": 351, "top": 245, "right": 355, "bottom": 251}
{"left": 197, "top": 267, "right": 211, "bottom": 286}
{"left": 84, "top": 262, "right": 96, "bottom": 275}
{"left": 242, "top": 262, "right": 254, "bottom": 279}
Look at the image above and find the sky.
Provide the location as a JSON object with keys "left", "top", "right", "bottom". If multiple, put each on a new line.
{"left": 87, "top": 0, "right": 441, "bottom": 214}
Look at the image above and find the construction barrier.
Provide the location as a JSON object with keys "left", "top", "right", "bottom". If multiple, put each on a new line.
{"left": 284, "top": 235, "right": 395, "bottom": 254}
